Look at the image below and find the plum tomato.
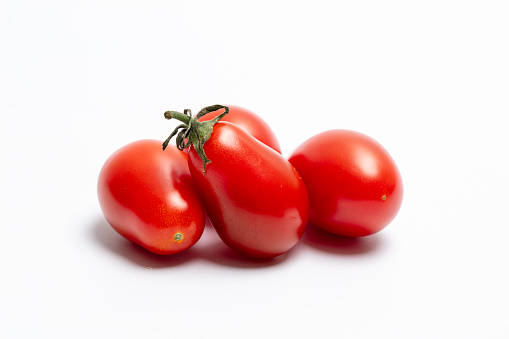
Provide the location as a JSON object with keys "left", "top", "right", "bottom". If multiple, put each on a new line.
{"left": 288, "top": 130, "right": 403, "bottom": 237}
{"left": 163, "top": 105, "right": 309, "bottom": 259}
{"left": 97, "top": 139, "right": 205, "bottom": 255}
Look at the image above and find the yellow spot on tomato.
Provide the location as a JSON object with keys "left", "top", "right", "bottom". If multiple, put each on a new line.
{"left": 174, "top": 232, "right": 184, "bottom": 242}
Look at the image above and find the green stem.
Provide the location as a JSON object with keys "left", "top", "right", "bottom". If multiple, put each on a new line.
{"left": 162, "top": 105, "right": 229, "bottom": 173}
{"left": 163, "top": 111, "right": 191, "bottom": 124}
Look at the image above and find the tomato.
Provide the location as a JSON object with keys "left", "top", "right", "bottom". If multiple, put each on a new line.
{"left": 163, "top": 106, "right": 309, "bottom": 259}
{"left": 97, "top": 139, "right": 205, "bottom": 255}
{"left": 288, "top": 130, "right": 403, "bottom": 237}
{"left": 196, "top": 105, "right": 281, "bottom": 153}
{"left": 188, "top": 123, "right": 309, "bottom": 259}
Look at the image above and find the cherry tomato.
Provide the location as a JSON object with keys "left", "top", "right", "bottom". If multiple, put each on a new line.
{"left": 196, "top": 105, "right": 281, "bottom": 153}
{"left": 97, "top": 139, "right": 205, "bottom": 255}
{"left": 162, "top": 106, "right": 308, "bottom": 259}
{"left": 288, "top": 130, "right": 403, "bottom": 237}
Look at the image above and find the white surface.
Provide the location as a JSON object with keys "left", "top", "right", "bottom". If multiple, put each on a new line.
{"left": 1, "top": 1, "right": 508, "bottom": 338}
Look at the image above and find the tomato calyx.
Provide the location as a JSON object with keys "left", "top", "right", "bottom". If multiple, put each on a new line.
{"left": 162, "top": 104, "right": 229, "bottom": 173}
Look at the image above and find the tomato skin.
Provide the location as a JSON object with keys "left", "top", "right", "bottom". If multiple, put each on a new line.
{"left": 188, "top": 122, "right": 309, "bottom": 259}
{"left": 97, "top": 140, "right": 205, "bottom": 255}
{"left": 288, "top": 130, "right": 403, "bottom": 237}
{"left": 196, "top": 105, "right": 281, "bottom": 153}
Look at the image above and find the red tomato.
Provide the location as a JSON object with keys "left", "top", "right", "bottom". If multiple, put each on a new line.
{"left": 187, "top": 122, "right": 309, "bottom": 259}
{"left": 196, "top": 105, "right": 281, "bottom": 153}
{"left": 97, "top": 140, "right": 205, "bottom": 255}
{"left": 289, "top": 130, "right": 403, "bottom": 237}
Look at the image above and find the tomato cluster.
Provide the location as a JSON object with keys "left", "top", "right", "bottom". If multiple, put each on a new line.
{"left": 97, "top": 105, "right": 403, "bottom": 259}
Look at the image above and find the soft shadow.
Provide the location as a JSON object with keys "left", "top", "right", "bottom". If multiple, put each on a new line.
{"left": 92, "top": 217, "right": 199, "bottom": 268}
{"left": 302, "top": 224, "right": 384, "bottom": 255}
{"left": 197, "top": 235, "right": 291, "bottom": 269}
{"left": 92, "top": 217, "right": 291, "bottom": 269}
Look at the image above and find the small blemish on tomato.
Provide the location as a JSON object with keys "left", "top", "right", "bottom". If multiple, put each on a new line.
{"left": 174, "top": 232, "right": 184, "bottom": 242}
{"left": 381, "top": 195, "right": 387, "bottom": 201}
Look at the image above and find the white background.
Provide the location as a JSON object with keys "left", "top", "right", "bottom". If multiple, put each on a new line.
{"left": 1, "top": 0, "right": 508, "bottom": 338}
